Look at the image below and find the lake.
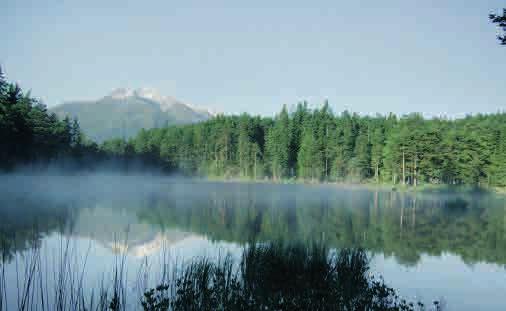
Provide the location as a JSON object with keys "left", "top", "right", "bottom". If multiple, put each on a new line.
{"left": 1, "top": 175, "right": 505, "bottom": 310}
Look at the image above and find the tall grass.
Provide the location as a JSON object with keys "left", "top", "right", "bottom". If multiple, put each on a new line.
{"left": 0, "top": 233, "right": 133, "bottom": 311}
{"left": 0, "top": 240, "right": 440, "bottom": 311}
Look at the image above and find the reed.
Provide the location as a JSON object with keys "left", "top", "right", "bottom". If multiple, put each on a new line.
{"left": 1, "top": 240, "right": 441, "bottom": 311}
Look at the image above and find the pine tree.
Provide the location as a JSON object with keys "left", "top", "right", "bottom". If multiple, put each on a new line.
{"left": 0, "top": 67, "right": 7, "bottom": 164}
{"left": 490, "top": 126, "right": 506, "bottom": 186}
{"left": 289, "top": 102, "right": 308, "bottom": 176}
{"left": 238, "top": 114, "right": 252, "bottom": 177}
{"left": 71, "top": 118, "right": 82, "bottom": 148}
{"left": 62, "top": 116, "right": 73, "bottom": 149}
{"left": 316, "top": 101, "right": 334, "bottom": 180}
{"left": 297, "top": 123, "right": 317, "bottom": 181}
{"left": 250, "top": 142, "right": 261, "bottom": 180}
{"left": 265, "top": 105, "right": 290, "bottom": 180}
{"left": 332, "top": 111, "right": 356, "bottom": 180}
{"left": 370, "top": 120, "right": 385, "bottom": 183}
{"left": 0, "top": 66, "right": 6, "bottom": 95}
{"left": 351, "top": 124, "right": 371, "bottom": 180}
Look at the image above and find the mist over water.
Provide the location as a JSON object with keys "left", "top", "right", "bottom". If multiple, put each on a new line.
{"left": 1, "top": 173, "right": 505, "bottom": 310}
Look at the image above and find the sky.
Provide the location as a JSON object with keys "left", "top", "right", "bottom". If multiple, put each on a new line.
{"left": 1, "top": 0, "right": 506, "bottom": 117}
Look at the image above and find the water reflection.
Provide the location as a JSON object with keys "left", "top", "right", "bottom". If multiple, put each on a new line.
{"left": 1, "top": 178, "right": 505, "bottom": 267}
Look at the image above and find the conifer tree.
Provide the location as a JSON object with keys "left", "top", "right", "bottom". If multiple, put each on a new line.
{"left": 370, "top": 121, "right": 385, "bottom": 183}
{"left": 297, "top": 123, "right": 317, "bottom": 181}
{"left": 289, "top": 102, "right": 308, "bottom": 176}
{"left": 266, "top": 105, "right": 290, "bottom": 179}
{"left": 352, "top": 124, "right": 371, "bottom": 180}
{"left": 238, "top": 114, "right": 252, "bottom": 177}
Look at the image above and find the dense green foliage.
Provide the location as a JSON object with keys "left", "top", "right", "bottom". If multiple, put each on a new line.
{"left": 108, "top": 102, "right": 506, "bottom": 187}
{"left": 0, "top": 67, "right": 88, "bottom": 168}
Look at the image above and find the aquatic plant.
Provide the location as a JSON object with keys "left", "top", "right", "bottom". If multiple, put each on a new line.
{"left": 1, "top": 240, "right": 439, "bottom": 311}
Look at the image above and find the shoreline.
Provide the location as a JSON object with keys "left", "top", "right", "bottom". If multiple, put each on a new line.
{"left": 203, "top": 175, "right": 505, "bottom": 194}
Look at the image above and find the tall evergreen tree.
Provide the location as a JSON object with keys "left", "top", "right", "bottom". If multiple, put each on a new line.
{"left": 238, "top": 114, "right": 252, "bottom": 177}
{"left": 489, "top": 126, "right": 506, "bottom": 186}
{"left": 297, "top": 116, "right": 318, "bottom": 181}
{"left": 351, "top": 124, "right": 371, "bottom": 180}
{"left": 370, "top": 119, "right": 385, "bottom": 183}
{"left": 332, "top": 111, "right": 356, "bottom": 180}
{"left": 289, "top": 102, "right": 308, "bottom": 176}
{"left": 265, "top": 105, "right": 290, "bottom": 180}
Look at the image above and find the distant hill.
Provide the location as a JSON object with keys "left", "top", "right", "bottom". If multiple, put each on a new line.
{"left": 51, "top": 88, "right": 214, "bottom": 142}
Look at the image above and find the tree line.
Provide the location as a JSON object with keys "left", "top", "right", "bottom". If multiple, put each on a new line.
{"left": 106, "top": 103, "right": 506, "bottom": 187}
{"left": 1, "top": 67, "right": 505, "bottom": 187}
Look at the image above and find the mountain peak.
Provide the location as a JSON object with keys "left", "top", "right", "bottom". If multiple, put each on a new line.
{"left": 108, "top": 88, "right": 134, "bottom": 99}
{"left": 106, "top": 87, "right": 215, "bottom": 116}
{"left": 134, "top": 87, "right": 165, "bottom": 102}
{"left": 107, "top": 87, "right": 176, "bottom": 109}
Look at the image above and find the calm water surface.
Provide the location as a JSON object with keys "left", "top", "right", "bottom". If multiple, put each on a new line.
{"left": 1, "top": 175, "right": 505, "bottom": 310}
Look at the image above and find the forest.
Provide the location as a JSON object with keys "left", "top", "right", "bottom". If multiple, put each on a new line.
{"left": 1, "top": 67, "right": 506, "bottom": 187}
{"left": 112, "top": 104, "right": 506, "bottom": 187}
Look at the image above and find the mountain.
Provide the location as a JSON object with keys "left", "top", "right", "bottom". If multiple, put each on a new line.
{"left": 51, "top": 88, "right": 214, "bottom": 142}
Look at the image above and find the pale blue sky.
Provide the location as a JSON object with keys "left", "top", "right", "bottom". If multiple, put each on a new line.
{"left": 1, "top": 0, "right": 505, "bottom": 117}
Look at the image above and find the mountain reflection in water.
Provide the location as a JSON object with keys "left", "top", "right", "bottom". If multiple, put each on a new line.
{"left": 1, "top": 176, "right": 505, "bottom": 266}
